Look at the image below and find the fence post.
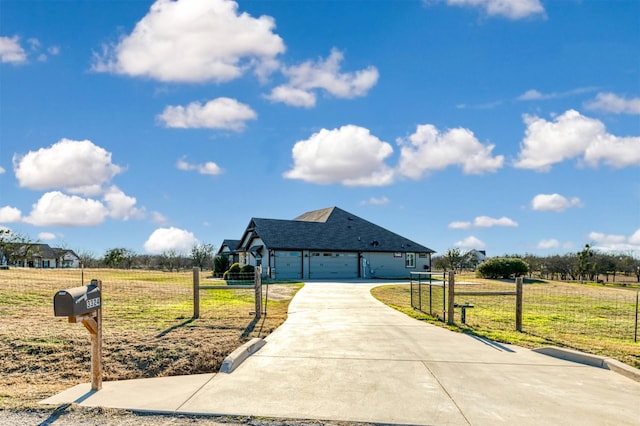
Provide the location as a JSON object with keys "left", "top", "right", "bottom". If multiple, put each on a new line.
{"left": 254, "top": 266, "right": 262, "bottom": 319}
{"left": 410, "top": 273, "right": 414, "bottom": 309}
{"left": 635, "top": 290, "right": 638, "bottom": 343}
{"left": 193, "top": 267, "right": 200, "bottom": 319}
{"left": 515, "top": 276, "right": 523, "bottom": 332}
{"left": 447, "top": 271, "right": 455, "bottom": 325}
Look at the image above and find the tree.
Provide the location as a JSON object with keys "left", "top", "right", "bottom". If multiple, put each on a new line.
{"left": 0, "top": 229, "right": 38, "bottom": 266}
{"left": 476, "top": 257, "right": 529, "bottom": 279}
{"left": 104, "top": 247, "right": 130, "bottom": 268}
{"left": 191, "top": 243, "right": 215, "bottom": 271}
{"left": 577, "top": 244, "right": 595, "bottom": 281}
{"left": 213, "top": 255, "right": 230, "bottom": 277}
{"left": 444, "top": 248, "right": 462, "bottom": 272}
{"left": 77, "top": 249, "right": 98, "bottom": 268}
{"left": 159, "top": 250, "right": 180, "bottom": 271}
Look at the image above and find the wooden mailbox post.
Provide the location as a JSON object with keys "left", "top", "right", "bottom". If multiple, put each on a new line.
{"left": 53, "top": 279, "right": 102, "bottom": 391}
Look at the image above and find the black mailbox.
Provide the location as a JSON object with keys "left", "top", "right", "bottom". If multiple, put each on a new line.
{"left": 54, "top": 284, "right": 101, "bottom": 317}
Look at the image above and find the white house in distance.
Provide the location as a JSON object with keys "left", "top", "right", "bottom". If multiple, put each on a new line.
{"left": 1, "top": 243, "right": 81, "bottom": 268}
{"left": 219, "top": 207, "right": 435, "bottom": 280}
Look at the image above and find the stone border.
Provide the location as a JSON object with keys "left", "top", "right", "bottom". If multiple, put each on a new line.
{"left": 533, "top": 346, "right": 640, "bottom": 382}
{"left": 220, "top": 338, "right": 266, "bottom": 373}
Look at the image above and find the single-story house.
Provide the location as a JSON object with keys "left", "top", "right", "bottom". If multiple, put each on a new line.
{"left": 217, "top": 239, "right": 241, "bottom": 265}
{"left": 1, "top": 243, "right": 80, "bottom": 268}
{"left": 220, "top": 207, "right": 435, "bottom": 280}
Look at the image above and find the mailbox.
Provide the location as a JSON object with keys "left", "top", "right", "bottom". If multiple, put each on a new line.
{"left": 54, "top": 283, "right": 101, "bottom": 317}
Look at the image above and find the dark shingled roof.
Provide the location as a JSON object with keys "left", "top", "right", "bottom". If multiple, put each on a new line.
{"left": 218, "top": 239, "right": 241, "bottom": 255}
{"left": 241, "top": 207, "right": 434, "bottom": 253}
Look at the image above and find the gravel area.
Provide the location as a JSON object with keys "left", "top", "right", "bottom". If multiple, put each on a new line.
{"left": 0, "top": 406, "right": 376, "bottom": 426}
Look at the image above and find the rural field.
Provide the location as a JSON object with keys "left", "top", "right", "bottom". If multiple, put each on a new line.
{"left": 0, "top": 267, "right": 302, "bottom": 411}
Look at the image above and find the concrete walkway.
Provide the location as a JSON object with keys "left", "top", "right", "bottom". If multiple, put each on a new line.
{"left": 42, "top": 282, "right": 640, "bottom": 425}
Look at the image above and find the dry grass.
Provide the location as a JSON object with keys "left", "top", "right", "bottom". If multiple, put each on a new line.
{"left": 0, "top": 267, "right": 301, "bottom": 409}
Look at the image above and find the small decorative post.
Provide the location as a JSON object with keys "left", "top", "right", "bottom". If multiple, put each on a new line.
{"left": 447, "top": 271, "right": 455, "bottom": 325}
{"left": 516, "top": 276, "right": 523, "bottom": 332}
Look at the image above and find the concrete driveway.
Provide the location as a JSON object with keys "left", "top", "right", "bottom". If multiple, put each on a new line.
{"left": 43, "top": 281, "right": 640, "bottom": 425}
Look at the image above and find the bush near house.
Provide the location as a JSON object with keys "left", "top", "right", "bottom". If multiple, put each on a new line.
{"left": 213, "top": 255, "right": 230, "bottom": 277}
{"left": 477, "top": 257, "right": 529, "bottom": 279}
{"left": 222, "top": 263, "right": 241, "bottom": 280}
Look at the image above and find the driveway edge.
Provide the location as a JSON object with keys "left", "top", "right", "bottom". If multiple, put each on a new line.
{"left": 533, "top": 346, "right": 640, "bottom": 382}
{"left": 220, "top": 338, "right": 266, "bottom": 374}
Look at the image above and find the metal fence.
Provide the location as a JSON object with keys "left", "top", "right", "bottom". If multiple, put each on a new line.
{"left": 0, "top": 266, "right": 270, "bottom": 335}
{"left": 411, "top": 271, "right": 639, "bottom": 343}
{"left": 410, "top": 272, "right": 446, "bottom": 320}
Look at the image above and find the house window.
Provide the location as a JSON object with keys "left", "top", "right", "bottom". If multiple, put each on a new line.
{"left": 405, "top": 252, "right": 416, "bottom": 268}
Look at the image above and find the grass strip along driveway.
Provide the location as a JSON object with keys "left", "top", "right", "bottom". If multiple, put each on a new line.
{"left": 371, "top": 277, "right": 639, "bottom": 370}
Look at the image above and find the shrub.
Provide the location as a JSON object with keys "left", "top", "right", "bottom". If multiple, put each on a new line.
{"left": 240, "top": 264, "right": 255, "bottom": 273}
{"left": 477, "top": 257, "right": 529, "bottom": 279}
{"left": 223, "top": 262, "right": 241, "bottom": 280}
{"left": 213, "top": 255, "right": 230, "bottom": 277}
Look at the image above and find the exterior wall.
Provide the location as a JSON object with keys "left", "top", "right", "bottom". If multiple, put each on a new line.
{"left": 362, "top": 252, "right": 431, "bottom": 278}
{"left": 61, "top": 253, "right": 80, "bottom": 268}
{"left": 262, "top": 250, "right": 432, "bottom": 280}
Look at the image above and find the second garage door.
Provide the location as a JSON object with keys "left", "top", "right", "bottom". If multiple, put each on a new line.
{"left": 309, "top": 252, "right": 358, "bottom": 279}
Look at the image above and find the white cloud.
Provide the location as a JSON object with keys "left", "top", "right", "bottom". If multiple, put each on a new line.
{"left": 517, "top": 87, "right": 596, "bottom": 101}
{"left": 265, "top": 85, "right": 316, "bottom": 108}
{"left": 266, "top": 48, "right": 379, "bottom": 107}
{"left": 454, "top": 235, "right": 486, "bottom": 249}
{"left": 151, "top": 211, "right": 169, "bottom": 225}
{"left": 514, "top": 110, "right": 640, "bottom": 171}
{"left": 38, "top": 232, "right": 57, "bottom": 241}
{"left": 103, "top": 186, "right": 145, "bottom": 220}
{"left": 284, "top": 125, "right": 394, "bottom": 186}
{"left": 144, "top": 227, "right": 198, "bottom": 254}
{"left": 0, "top": 36, "right": 27, "bottom": 64}
{"left": 584, "top": 92, "right": 640, "bottom": 115}
{"left": 537, "top": 239, "right": 560, "bottom": 250}
{"left": 450, "top": 216, "right": 518, "bottom": 229}
{"left": 0, "top": 206, "right": 22, "bottom": 223}
{"left": 0, "top": 166, "right": 5, "bottom": 174}
{"left": 158, "top": 98, "right": 256, "bottom": 131}
{"left": 361, "top": 196, "right": 390, "bottom": 206}
{"left": 531, "top": 194, "right": 583, "bottom": 212}
{"left": 92, "top": 0, "right": 285, "bottom": 83}
{"left": 589, "top": 229, "right": 640, "bottom": 253}
{"left": 397, "top": 124, "right": 504, "bottom": 179}
{"left": 177, "top": 159, "right": 222, "bottom": 175}
{"left": 444, "top": 0, "right": 545, "bottom": 19}
{"left": 24, "top": 191, "right": 108, "bottom": 226}
{"left": 13, "top": 139, "right": 123, "bottom": 195}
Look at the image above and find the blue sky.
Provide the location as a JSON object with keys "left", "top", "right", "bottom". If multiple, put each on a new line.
{"left": 1, "top": 0, "right": 638, "bottom": 259}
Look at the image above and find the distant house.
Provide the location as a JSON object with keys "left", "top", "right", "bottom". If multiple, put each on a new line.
{"left": 1, "top": 243, "right": 80, "bottom": 268}
{"left": 217, "top": 239, "right": 241, "bottom": 265}
{"left": 219, "top": 207, "right": 435, "bottom": 280}
{"left": 462, "top": 249, "right": 487, "bottom": 269}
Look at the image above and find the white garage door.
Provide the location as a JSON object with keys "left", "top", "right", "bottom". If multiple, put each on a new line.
{"left": 274, "top": 251, "right": 302, "bottom": 280}
{"left": 309, "top": 252, "right": 358, "bottom": 279}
